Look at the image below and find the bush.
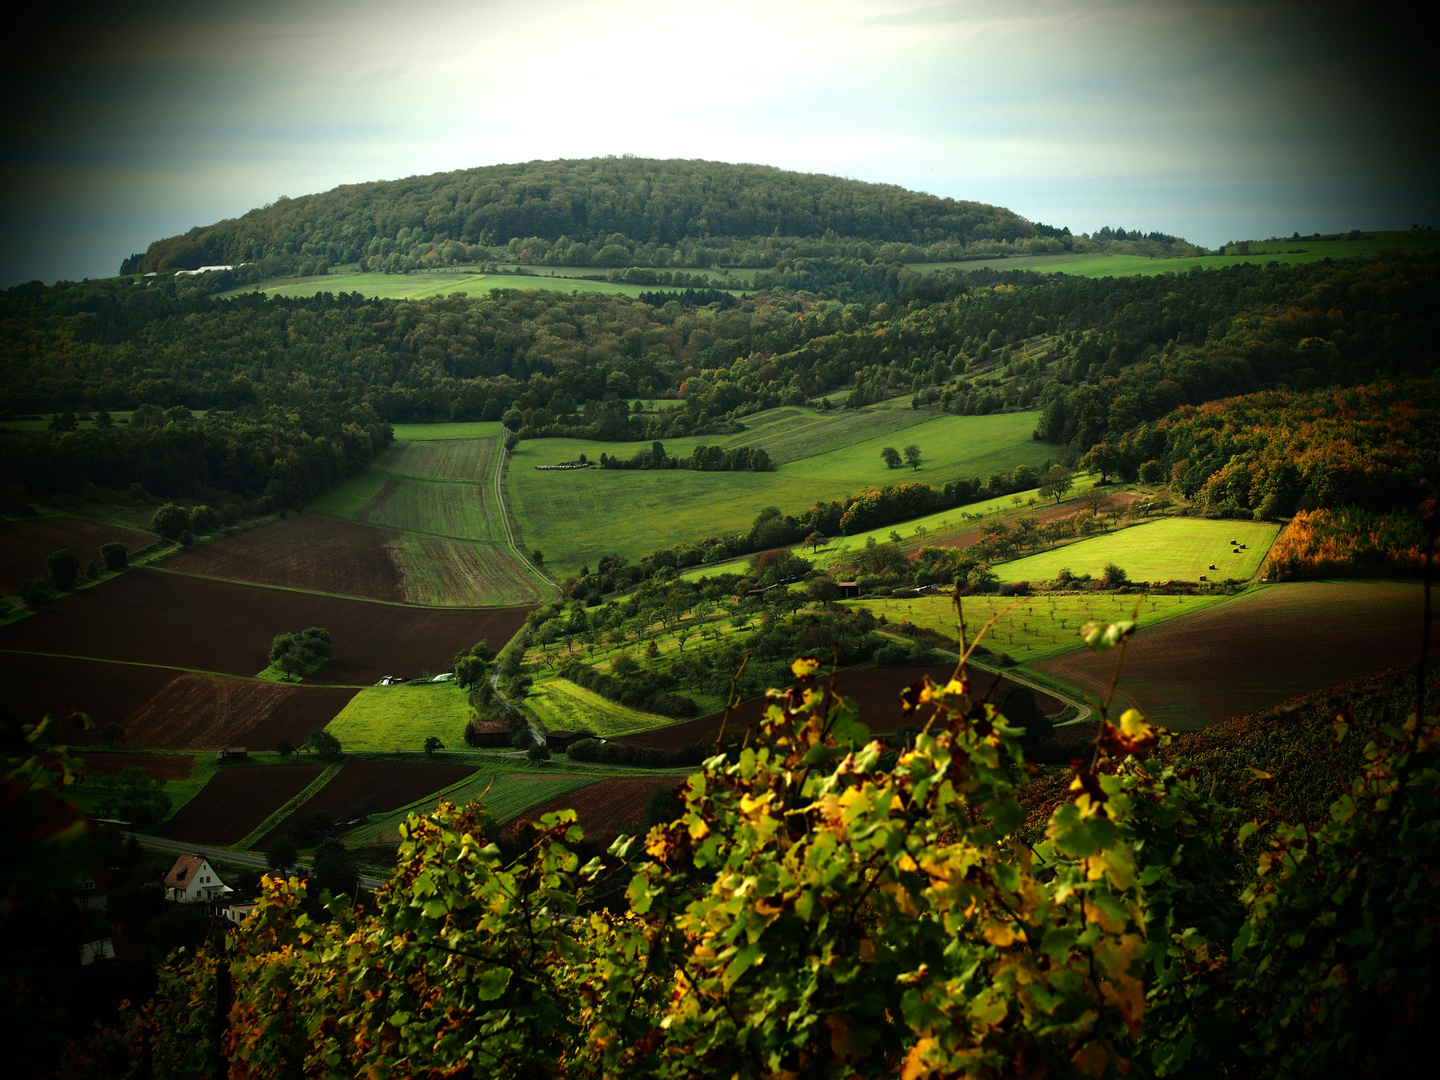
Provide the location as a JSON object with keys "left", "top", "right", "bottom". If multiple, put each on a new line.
{"left": 150, "top": 503, "right": 191, "bottom": 539}
{"left": 19, "top": 578, "right": 51, "bottom": 611}
{"left": 649, "top": 692, "right": 699, "bottom": 718}
{"left": 46, "top": 549, "right": 80, "bottom": 591}
{"left": 189, "top": 505, "right": 220, "bottom": 534}
{"left": 526, "top": 743, "right": 552, "bottom": 764}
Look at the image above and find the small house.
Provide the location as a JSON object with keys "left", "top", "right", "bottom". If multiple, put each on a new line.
{"left": 467, "top": 720, "right": 510, "bottom": 748}
{"left": 217, "top": 747, "right": 248, "bottom": 763}
{"left": 65, "top": 869, "right": 110, "bottom": 912}
{"left": 223, "top": 902, "right": 257, "bottom": 925}
{"left": 836, "top": 581, "right": 861, "bottom": 599}
{"left": 164, "top": 854, "right": 233, "bottom": 905}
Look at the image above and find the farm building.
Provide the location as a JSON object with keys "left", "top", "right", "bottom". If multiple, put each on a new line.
{"left": 466, "top": 720, "right": 510, "bottom": 748}
{"left": 217, "top": 747, "right": 248, "bottom": 763}
{"left": 64, "top": 870, "right": 109, "bottom": 912}
{"left": 546, "top": 729, "right": 594, "bottom": 753}
{"left": 224, "top": 901, "right": 258, "bottom": 925}
{"left": 164, "top": 854, "right": 233, "bottom": 905}
{"left": 836, "top": 581, "right": 861, "bottom": 599}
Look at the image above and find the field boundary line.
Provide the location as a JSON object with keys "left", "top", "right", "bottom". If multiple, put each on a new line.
{"left": 0, "top": 648, "right": 369, "bottom": 688}
{"left": 147, "top": 566, "right": 525, "bottom": 611}
{"left": 491, "top": 431, "right": 557, "bottom": 591}
{"left": 234, "top": 763, "right": 344, "bottom": 851}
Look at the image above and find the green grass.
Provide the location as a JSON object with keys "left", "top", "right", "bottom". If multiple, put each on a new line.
{"left": 235, "top": 271, "right": 742, "bottom": 302}
{"left": 908, "top": 233, "right": 1440, "bottom": 281}
{"left": 993, "top": 518, "right": 1281, "bottom": 584}
{"left": 309, "top": 467, "right": 391, "bottom": 519}
{"left": 522, "top": 678, "right": 677, "bottom": 737}
{"left": 391, "top": 421, "right": 504, "bottom": 443}
{"left": 507, "top": 409, "right": 1052, "bottom": 576}
{"left": 254, "top": 657, "right": 328, "bottom": 683}
{"left": 850, "top": 591, "right": 1233, "bottom": 665}
{"left": 327, "top": 683, "right": 474, "bottom": 752}
{"left": 69, "top": 752, "right": 222, "bottom": 819}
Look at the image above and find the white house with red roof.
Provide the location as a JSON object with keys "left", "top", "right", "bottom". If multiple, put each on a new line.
{"left": 164, "top": 854, "right": 233, "bottom": 905}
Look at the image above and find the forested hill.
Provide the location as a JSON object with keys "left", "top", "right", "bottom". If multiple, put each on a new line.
{"left": 123, "top": 158, "right": 1050, "bottom": 275}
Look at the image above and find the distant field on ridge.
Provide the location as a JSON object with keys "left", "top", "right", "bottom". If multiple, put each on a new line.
{"left": 506, "top": 406, "right": 1052, "bottom": 575}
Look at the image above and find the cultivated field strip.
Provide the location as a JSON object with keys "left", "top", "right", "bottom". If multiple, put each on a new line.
{"left": 1033, "top": 580, "right": 1432, "bottom": 729}
{"left": 0, "top": 569, "right": 529, "bottom": 686}
{"left": 502, "top": 775, "right": 681, "bottom": 839}
{"left": 158, "top": 764, "right": 325, "bottom": 846}
{"left": 355, "top": 477, "right": 500, "bottom": 542}
{"left": 378, "top": 438, "right": 496, "bottom": 482}
{"left": 0, "top": 516, "right": 155, "bottom": 593}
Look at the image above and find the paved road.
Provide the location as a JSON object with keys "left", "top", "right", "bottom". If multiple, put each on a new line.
{"left": 127, "top": 832, "right": 389, "bottom": 891}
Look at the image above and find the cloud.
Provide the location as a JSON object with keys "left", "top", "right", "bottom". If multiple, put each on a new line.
{"left": 1, "top": 0, "right": 1435, "bottom": 284}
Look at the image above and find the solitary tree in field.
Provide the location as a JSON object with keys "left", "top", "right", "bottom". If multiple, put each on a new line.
{"left": 804, "top": 531, "right": 828, "bottom": 553}
{"left": 47, "top": 549, "right": 80, "bottom": 591}
{"left": 305, "top": 729, "right": 342, "bottom": 758}
{"left": 424, "top": 736, "right": 444, "bottom": 756}
{"left": 880, "top": 446, "right": 902, "bottom": 469}
{"left": 276, "top": 737, "right": 294, "bottom": 757}
{"left": 150, "top": 503, "right": 192, "bottom": 540}
{"left": 904, "top": 444, "right": 923, "bottom": 470}
{"left": 1038, "top": 466, "right": 1075, "bottom": 504}
{"left": 100, "top": 723, "right": 126, "bottom": 748}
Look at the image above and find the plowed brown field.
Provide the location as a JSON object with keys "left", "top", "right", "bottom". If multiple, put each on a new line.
{"left": 1032, "top": 580, "right": 1431, "bottom": 730}
{"left": 506, "top": 775, "right": 680, "bottom": 839}
{"left": 0, "top": 516, "right": 154, "bottom": 593}
{"left": 618, "top": 665, "right": 1062, "bottom": 749}
{"left": 73, "top": 751, "right": 194, "bottom": 780}
{"left": 158, "top": 765, "right": 324, "bottom": 845}
{"left": 121, "top": 675, "right": 355, "bottom": 750}
{"left": 0, "top": 569, "right": 530, "bottom": 685}
{"left": 0, "top": 654, "right": 177, "bottom": 739}
{"left": 166, "top": 516, "right": 406, "bottom": 602}
{"left": 254, "top": 760, "right": 476, "bottom": 848}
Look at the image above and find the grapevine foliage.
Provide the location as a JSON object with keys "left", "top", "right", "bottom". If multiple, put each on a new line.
{"left": 61, "top": 644, "right": 1438, "bottom": 1078}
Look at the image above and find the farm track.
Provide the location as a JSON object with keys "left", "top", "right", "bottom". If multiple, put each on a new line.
{"left": 492, "top": 432, "right": 556, "bottom": 590}
{"left": 253, "top": 760, "right": 478, "bottom": 849}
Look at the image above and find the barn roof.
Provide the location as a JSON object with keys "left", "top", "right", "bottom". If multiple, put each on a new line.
{"left": 164, "top": 855, "right": 205, "bottom": 890}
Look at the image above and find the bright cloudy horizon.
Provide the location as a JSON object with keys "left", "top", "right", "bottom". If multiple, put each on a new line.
{"left": 2, "top": 0, "right": 1434, "bottom": 286}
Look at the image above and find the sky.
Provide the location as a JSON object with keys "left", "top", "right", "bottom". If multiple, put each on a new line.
{"left": 1, "top": 0, "right": 1434, "bottom": 286}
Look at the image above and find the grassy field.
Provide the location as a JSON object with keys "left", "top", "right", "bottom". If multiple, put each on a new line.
{"left": 851, "top": 591, "right": 1232, "bottom": 665}
{"left": 326, "top": 683, "right": 473, "bottom": 752}
{"left": 508, "top": 408, "right": 1052, "bottom": 576}
{"left": 235, "top": 271, "right": 742, "bottom": 302}
{"left": 307, "top": 424, "right": 546, "bottom": 605}
{"left": 522, "top": 677, "right": 679, "bottom": 737}
{"left": 905, "top": 232, "right": 1440, "bottom": 281}
{"left": 993, "top": 518, "right": 1281, "bottom": 584}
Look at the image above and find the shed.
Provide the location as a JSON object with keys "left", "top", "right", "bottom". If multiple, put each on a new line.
{"left": 546, "top": 730, "right": 595, "bottom": 753}
{"left": 836, "top": 581, "right": 861, "bottom": 599}
{"left": 467, "top": 720, "right": 511, "bottom": 749}
{"left": 217, "top": 747, "right": 248, "bottom": 763}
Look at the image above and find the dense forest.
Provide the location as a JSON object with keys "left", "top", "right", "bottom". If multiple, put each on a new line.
{"left": 121, "top": 158, "right": 1048, "bottom": 275}
{"left": 5, "top": 255, "right": 1433, "bottom": 440}
{"left": 118, "top": 158, "right": 1209, "bottom": 285}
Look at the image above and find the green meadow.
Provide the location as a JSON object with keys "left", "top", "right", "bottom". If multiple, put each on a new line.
{"left": 238, "top": 271, "right": 742, "bottom": 302}
{"left": 326, "top": 683, "right": 473, "bottom": 752}
{"left": 993, "top": 518, "right": 1281, "bottom": 584}
{"left": 507, "top": 408, "right": 1053, "bottom": 576}
{"left": 521, "top": 678, "right": 677, "bottom": 738}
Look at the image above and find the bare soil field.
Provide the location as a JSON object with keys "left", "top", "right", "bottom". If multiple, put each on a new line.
{"left": 0, "top": 516, "right": 154, "bottom": 593}
{"left": 122, "top": 675, "right": 355, "bottom": 750}
{"left": 618, "top": 664, "right": 1063, "bottom": 750}
{"left": 254, "top": 760, "right": 477, "bottom": 848}
{"left": 506, "top": 775, "right": 680, "bottom": 840}
{"left": 166, "top": 516, "right": 406, "bottom": 602}
{"left": 1032, "top": 580, "right": 1430, "bottom": 730}
{"left": 158, "top": 764, "right": 324, "bottom": 845}
{"left": 0, "top": 654, "right": 178, "bottom": 739}
{"left": 72, "top": 751, "right": 194, "bottom": 780}
{"left": 0, "top": 569, "right": 530, "bottom": 685}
